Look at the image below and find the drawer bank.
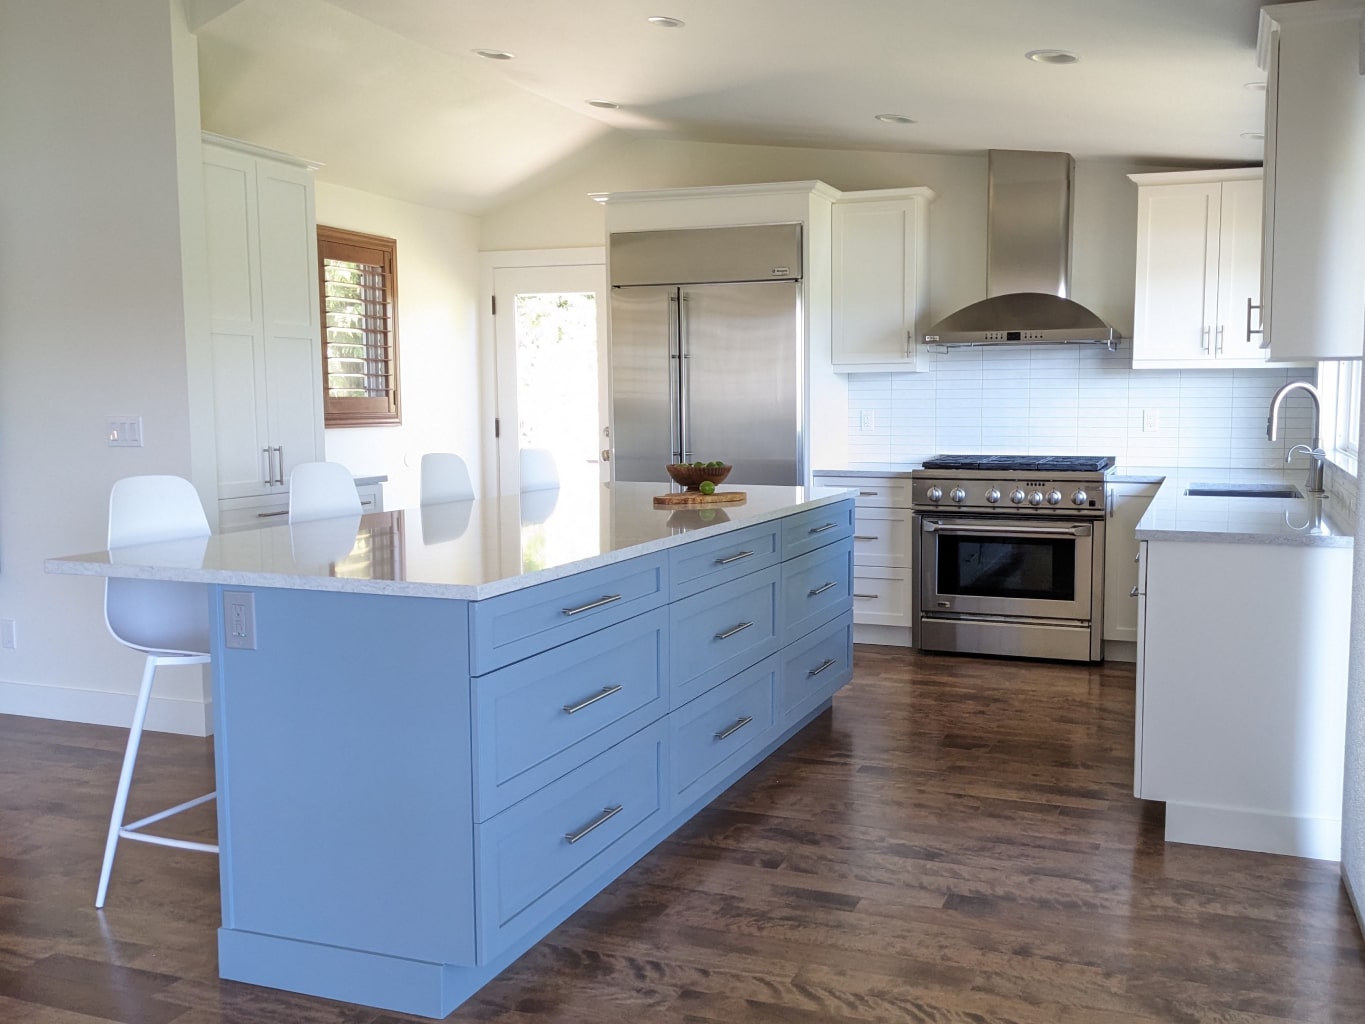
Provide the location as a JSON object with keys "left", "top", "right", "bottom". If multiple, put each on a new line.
{"left": 47, "top": 482, "right": 856, "bottom": 1018}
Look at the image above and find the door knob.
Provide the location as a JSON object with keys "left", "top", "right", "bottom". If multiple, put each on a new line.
{"left": 600, "top": 449, "right": 612, "bottom": 461}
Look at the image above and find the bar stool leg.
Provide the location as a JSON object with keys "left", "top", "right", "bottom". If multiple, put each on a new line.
{"left": 95, "top": 654, "right": 158, "bottom": 909}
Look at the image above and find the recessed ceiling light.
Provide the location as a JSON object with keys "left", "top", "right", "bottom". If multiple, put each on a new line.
{"left": 1241, "top": 131, "right": 1265, "bottom": 141}
{"left": 588, "top": 100, "right": 621, "bottom": 109}
{"left": 875, "top": 114, "right": 917, "bottom": 125}
{"left": 1025, "top": 49, "right": 1079, "bottom": 65}
{"left": 1244, "top": 81, "right": 1267, "bottom": 92}
{"left": 647, "top": 16, "right": 685, "bottom": 28}
{"left": 472, "top": 48, "right": 515, "bottom": 60}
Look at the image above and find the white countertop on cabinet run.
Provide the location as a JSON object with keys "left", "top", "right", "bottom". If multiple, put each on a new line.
{"left": 1132, "top": 466, "right": 1353, "bottom": 547}
{"left": 45, "top": 482, "right": 855, "bottom": 600}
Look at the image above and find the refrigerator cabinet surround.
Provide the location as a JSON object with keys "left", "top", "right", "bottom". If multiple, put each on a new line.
{"left": 608, "top": 225, "right": 806, "bottom": 487}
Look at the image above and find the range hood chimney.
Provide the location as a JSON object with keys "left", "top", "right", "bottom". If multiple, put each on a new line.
{"left": 924, "top": 150, "right": 1119, "bottom": 348}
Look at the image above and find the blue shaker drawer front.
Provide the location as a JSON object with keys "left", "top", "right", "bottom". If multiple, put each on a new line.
{"left": 469, "top": 552, "right": 667, "bottom": 674}
{"left": 779, "top": 610, "right": 854, "bottom": 725}
{"left": 670, "top": 655, "right": 778, "bottom": 802}
{"left": 781, "top": 500, "right": 855, "bottom": 560}
{"left": 471, "top": 607, "right": 669, "bottom": 820}
{"left": 779, "top": 539, "right": 853, "bottom": 645}
{"left": 668, "top": 521, "right": 781, "bottom": 599}
{"left": 669, "top": 565, "right": 780, "bottom": 707}
{"left": 475, "top": 721, "right": 667, "bottom": 959}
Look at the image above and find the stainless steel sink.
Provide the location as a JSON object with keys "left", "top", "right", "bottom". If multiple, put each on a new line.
{"left": 1185, "top": 483, "right": 1304, "bottom": 498}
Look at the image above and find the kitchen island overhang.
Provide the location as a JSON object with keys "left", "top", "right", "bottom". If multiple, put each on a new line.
{"left": 46, "top": 482, "right": 857, "bottom": 1018}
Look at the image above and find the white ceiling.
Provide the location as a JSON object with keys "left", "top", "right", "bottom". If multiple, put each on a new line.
{"left": 194, "top": 0, "right": 1277, "bottom": 214}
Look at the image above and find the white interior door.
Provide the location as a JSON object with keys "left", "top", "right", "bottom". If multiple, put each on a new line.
{"left": 492, "top": 263, "right": 608, "bottom": 493}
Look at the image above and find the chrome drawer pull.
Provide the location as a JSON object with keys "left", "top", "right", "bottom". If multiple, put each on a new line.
{"left": 809, "top": 522, "right": 839, "bottom": 535}
{"left": 808, "top": 581, "right": 838, "bottom": 597}
{"left": 807, "top": 657, "right": 838, "bottom": 678}
{"left": 714, "top": 549, "right": 755, "bottom": 566}
{"left": 714, "top": 716, "right": 753, "bottom": 741}
{"left": 1130, "top": 584, "right": 1140, "bottom": 598}
{"left": 714, "top": 621, "right": 754, "bottom": 641}
{"left": 564, "top": 804, "right": 623, "bottom": 844}
{"left": 562, "top": 684, "right": 623, "bottom": 715}
{"left": 853, "top": 534, "right": 879, "bottom": 541}
{"left": 561, "top": 594, "right": 622, "bottom": 616}
{"left": 859, "top": 490, "right": 879, "bottom": 497}
{"left": 256, "top": 509, "right": 289, "bottom": 518}
{"left": 853, "top": 593, "right": 878, "bottom": 600}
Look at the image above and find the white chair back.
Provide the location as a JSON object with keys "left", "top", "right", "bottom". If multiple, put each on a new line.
{"left": 420, "top": 452, "right": 475, "bottom": 504}
{"left": 289, "top": 461, "right": 361, "bottom": 523}
{"left": 104, "top": 476, "right": 212, "bottom": 657}
{"left": 519, "top": 447, "right": 560, "bottom": 492}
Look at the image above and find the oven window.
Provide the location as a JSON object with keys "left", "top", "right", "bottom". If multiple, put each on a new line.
{"left": 936, "top": 534, "right": 1076, "bottom": 602}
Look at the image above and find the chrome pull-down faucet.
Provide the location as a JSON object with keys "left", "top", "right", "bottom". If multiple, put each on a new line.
{"left": 1266, "top": 381, "right": 1326, "bottom": 495}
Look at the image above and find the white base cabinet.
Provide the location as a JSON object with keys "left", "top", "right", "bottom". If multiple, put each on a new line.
{"left": 203, "top": 134, "right": 325, "bottom": 518}
{"left": 817, "top": 475, "right": 913, "bottom": 645}
{"left": 1101, "top": 481, "right": 1159, "bottom": 647}
{"left": 1135, "top": 536, "right": 1352, "bottom": 860}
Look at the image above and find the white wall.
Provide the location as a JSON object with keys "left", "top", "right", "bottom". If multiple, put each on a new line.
{"left": 0, "top": 0, "right": 212, "bottom": 734}
{"left": 315, "top": 184, "right": 483, "bottom": 510}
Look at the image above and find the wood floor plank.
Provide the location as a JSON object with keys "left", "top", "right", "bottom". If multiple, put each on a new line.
{"left": 0, "top": 647, "right": 1362, "bottom": 1022}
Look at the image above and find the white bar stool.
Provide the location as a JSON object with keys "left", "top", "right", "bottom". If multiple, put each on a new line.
{"left": 288, "top": 461, "right": 362, "bottom": 523}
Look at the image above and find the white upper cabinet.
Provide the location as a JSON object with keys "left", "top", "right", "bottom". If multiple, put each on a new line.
{"left": 831, "top": 188, "right": 934, "bottom": 373}
{"left": 1258, "top": 0, "right": 1365, "bottom": 361}
{"left": 1128, "top": 169, "right": 1296, "bottom": 369}
{"left": 203, "top": 136, "right": 324, "bottom": 504}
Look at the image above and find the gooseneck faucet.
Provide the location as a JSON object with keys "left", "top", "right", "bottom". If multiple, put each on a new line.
{"left": 1266, "top": 381, "right": 1326, "bottom": 495}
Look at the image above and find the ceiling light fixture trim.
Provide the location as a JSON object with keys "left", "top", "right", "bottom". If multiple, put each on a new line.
{"left": 1025, "top": 49, "right": 1079, "bottom": 65}
{"left": 588, "top": 100, "right": 622, "bottom": 109}
{"left": 647, "top": 16, "right": 685, "bottom": 28}
{"left": 875, "top": 114, "right": 917, "bottom": 124}
{"left": 472, "top": 48, "right": 515, "bottom": 60}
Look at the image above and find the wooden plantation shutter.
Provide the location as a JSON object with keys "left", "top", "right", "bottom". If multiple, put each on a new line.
{"left": 318, "top": 225, "right": 401, "bottom": 426}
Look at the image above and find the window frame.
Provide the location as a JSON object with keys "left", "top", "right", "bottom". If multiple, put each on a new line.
{"left": 1318, "top": 358, "right": 1361, "bottom": 463}
{"left": 318, "top": 225, "right": 401, "bottom": 427}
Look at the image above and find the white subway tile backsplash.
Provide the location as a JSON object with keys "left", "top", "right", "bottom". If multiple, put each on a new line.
{"left": 844, "top": 347, "right": 1315, "bottom": 469}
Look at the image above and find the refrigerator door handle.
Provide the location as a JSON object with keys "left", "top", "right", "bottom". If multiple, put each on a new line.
{"left": 669, "top": 292, "right": 683, "bottom": 463}
{"left": 677, "top": 291, "right": 691, "bottom": 461}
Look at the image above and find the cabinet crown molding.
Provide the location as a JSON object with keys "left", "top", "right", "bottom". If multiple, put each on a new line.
{"left": 201, "top": 131, "right": 322, "bottom": 170}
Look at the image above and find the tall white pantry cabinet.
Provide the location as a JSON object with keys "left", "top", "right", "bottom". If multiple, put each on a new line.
{"left": 201, "top": 134, "right": 325, "bottom": 528}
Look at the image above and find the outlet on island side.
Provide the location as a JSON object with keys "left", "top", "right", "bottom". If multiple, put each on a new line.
{"left": 1, "top": 619, "right": 16, "bottom": 649}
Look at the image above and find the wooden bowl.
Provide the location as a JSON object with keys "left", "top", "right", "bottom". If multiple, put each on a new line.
{"left": 665, "top": 463, "right": 732, "bottom": 490}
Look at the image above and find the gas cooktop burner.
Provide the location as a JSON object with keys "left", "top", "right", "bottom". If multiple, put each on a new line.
{"left": 919, "top": 454, "right": 1115, "bottom": 473}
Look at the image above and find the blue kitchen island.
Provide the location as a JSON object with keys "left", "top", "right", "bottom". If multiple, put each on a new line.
{"left": 46, "top": 480, "right": 856, "bottom": 1018}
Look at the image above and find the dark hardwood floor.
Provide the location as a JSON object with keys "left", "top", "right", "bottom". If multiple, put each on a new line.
{"left": 2, "top": 647, "right": 1363, "bottom": 1023}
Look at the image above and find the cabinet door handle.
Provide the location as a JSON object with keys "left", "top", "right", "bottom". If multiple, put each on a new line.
{"left": 714, "top": 550, "right": 754, "bottom": 566}
{"left": 272, "top": 445, "right": 285, "bottom": 486}
{"left": 859, "top": 490, "right": 879, "bottom": 497}
{"left": 562, "top": 684, "right": 622, "bottom": 715}
{"left": 564, "top": 805, "right": 623, "bottom": 844}
{"left": 714, "top": 621, "right": 754, "bottom": 641}
{"left": 808, "top": 581, "right": 838, "bottom": 597}
{"left": 809, "top": 522, "right": 839, "bottom": 535}
{"left": 1201, "top": 325, "right": 1210, "bottom": 352}
{"left": 1247, "top": 297, "right": 1264, "bottom": 336}
{"left": 714, "top": 716, "right": 753, "bottom": 742}
{"left": 1130, "top": 584, "right": 1140, "bottom": 598}
{"left": 1215, "top": 324, "right": 1224, "bottom": 355}
{"left": 256, "top": 509, "right": 289, "bottom": 519}
{"left": 262, "top": 448, "right": 272, "bottom": 486}
{"left": 853, "top": 593, "right": 878, "bottom": 600}
{"left": 561, "top": 594, "right": 622, "bottom": 616}
{"left": 807, "top": 657, "right": 838, "bottom": 678}
{"left": 853, "top": 534, "right": 879, "bottom": 541}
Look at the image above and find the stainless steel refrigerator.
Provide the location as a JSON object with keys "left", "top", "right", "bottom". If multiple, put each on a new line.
{"left": 608, "top": 223, "right": 805, "bottom": 486}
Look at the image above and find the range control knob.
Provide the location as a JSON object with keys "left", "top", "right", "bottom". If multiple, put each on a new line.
{"left": 950, "top": 487, "right": 967, "bottom": 503}
{"left": 1046, "top": 489, "right": 1063, "bottom": 506}
{"left": 1010, "top": 489, "right": 1026, "bottom": 505}
{"left": 1028, "top": 491, "right": 1044, "bottom": 506}
{"left": 927, "top": 486, "right": 943, "bottom": 502}
{"left": 985, "top": 488, "right": 1001, "bottom": 504}
{"left": 1071, "top": 489, "right": 1089, "bottom": 506}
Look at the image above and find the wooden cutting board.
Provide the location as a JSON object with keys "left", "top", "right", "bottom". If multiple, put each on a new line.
{"left": 653, "top": 490, "right": 747, "bottom": 507}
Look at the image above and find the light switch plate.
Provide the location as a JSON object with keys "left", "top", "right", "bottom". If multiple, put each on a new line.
{"left": 224, "top": 591, "right": 256, "bottom": 650}
{"left": 107, "top": 416, "right": 143, "bottom": 447}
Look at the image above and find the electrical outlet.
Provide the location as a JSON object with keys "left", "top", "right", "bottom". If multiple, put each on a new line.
{"left": 859, "top": 410, "right": 876, "bottom": 431}
{"left": 1143, "top": 409, "right": 1161, "bottom": 433}
{"left": 224, "top": 592, "right": 256, "bottom": 650}
{"left": 0, "top": 619, "right": 14, "bottom": 649}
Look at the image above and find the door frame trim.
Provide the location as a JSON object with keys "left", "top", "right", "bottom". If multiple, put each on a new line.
{"left": 479, "top": 248, "right": 606, "bottom": 497}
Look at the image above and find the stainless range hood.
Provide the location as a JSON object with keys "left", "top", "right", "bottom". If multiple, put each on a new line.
{"left": 924, "top": 150, "right": 1119, "bottom": 349}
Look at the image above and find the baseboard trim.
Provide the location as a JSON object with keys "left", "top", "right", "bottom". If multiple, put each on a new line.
{"left": 0, "top": 678, "right": 213, "bottom": 737}
{"left": 1104, "top": 639, "right": 1137, "bottom": 663}
{"left": 854, "top": 623, "right": 912, "bottom": 648}
{"left": 1165, "top": 800, "right": 1341, "bottom": 862}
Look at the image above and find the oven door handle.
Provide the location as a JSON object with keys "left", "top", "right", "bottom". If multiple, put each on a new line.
{"left": 922, "top": 521, "right": 1092, "bottom": 539}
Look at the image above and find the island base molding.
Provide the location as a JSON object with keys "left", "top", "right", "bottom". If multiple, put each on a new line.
{"left": 1163, "top": 801, "right": 1342, "bottom": 862}
{"left": 219, "top": 697, "right": 838, "bottom": 1019}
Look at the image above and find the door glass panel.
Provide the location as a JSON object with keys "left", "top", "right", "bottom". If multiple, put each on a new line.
{"left": 513, "top": 291, "right": 599, "bottom": 477}
{"left": 937, "top": 535, "right": 1076, "bottom": 602}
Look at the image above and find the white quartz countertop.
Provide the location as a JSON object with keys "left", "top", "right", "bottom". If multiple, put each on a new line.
{"left": 1133, "top": 466, "right": 1352, "bottom": 547}
{"left": 45, "top": 481, "right": 855, "bottom": 600}
{"left": 814, "top": 464, "right": 919, "bottom": 479}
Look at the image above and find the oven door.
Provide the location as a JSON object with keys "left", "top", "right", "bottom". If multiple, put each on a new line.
{"left": 918, "top": 516, "right": 1094, "bottom": 622}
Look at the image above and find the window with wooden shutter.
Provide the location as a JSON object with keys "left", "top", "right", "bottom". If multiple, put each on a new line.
{"left": 318, "top": 225, "right": 400, "bottom": 426}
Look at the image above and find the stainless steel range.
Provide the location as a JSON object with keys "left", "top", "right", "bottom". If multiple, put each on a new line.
{"left": 911, "top": 455, "right": 1115, "bottom": 663}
